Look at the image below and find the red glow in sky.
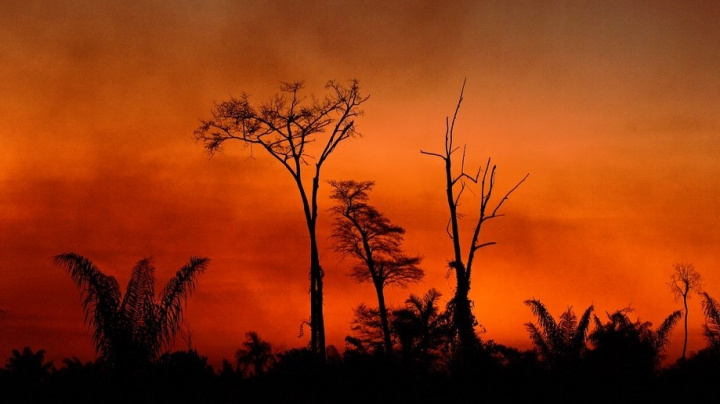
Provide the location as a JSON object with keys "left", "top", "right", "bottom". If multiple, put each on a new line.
{"left": 1, "top": 1, "right": 719, "bottom": 368}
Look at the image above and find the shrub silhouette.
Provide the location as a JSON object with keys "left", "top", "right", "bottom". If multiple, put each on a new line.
{"left": 392, "top": 289, "right": 453, "bottom": 370}
{"left": 587, "top": 308, "right": 681, "bottom": 381}
{"left": 524, "top": 299, "right": 594, "bottom": 369}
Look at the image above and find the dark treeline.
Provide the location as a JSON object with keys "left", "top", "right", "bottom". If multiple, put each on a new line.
{"left": 3, "top": 291, "right": 720, "bottom": 403}
{"left": 3, "top": 80, "right": 718, "bottom": 402}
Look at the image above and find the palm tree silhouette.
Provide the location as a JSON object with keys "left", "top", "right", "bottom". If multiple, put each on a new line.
{"left": 3, "top": 346, "right": 54, "bottom": 399}
{"left": 235, "top": 331, "right": 275, "bottom": 377}
{"left": 54, "top": 253, "right": 209, "bottom": 370}
{"left": 524, "top": 299, "right": 594, "bottom": 367}
{"left": 587, "top": 308, "right": 681, "bottom": 378}
{"left": 4, "top": 346, "right": 54, "bottom": 378}
{"left": 392, "top": 289, "right": 452, "bottom": 366}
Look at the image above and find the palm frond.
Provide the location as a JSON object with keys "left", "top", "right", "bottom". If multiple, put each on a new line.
{"left": 701, "top": 292, "right": 720, "bottom": 349}
{"left": 701, "top": 292, "right": 720, "bottom": 327}
{"left": 558, "top": 307, "right": 577, "bottom": 345}
{"left": 524, "top": 299, "right": 559, "bottom": 346}
{"left": 655, "top": 310, "right": 682, "bottom": 351}
{"left": 418, "top": 289, "right": 441, "bottom": 326}
{"left": 120, "top": 258, "right": 156, "bottom": 330}
{"left": 235, "top": 331, "right": 274, "bottom": 376}
{"left": 525, "top": 322, "right": 551, "bottom": 360}
{"left": 54, "top": 253, "right": 121, "bottom": 359}
{"left": 157, "top": 257, "right": 210, "bottom": 351}
{"left": 571, "top": 304, "right": 594, "bottom": 349}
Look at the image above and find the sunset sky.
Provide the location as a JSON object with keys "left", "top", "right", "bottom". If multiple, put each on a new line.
{"left": 1, "top": 1, "right": 719, "bottom": 368}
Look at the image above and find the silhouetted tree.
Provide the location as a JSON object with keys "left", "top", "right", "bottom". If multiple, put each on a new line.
{"left": 524, "top": 299, "right": 594, "bottom": 368}
{"left": 668, "top": 262, "right": 702, "bottom": 360}
{"left": 235, "top": 331, "right": 275, "bottom": 377}
{"left": 3, "top": 346, "right": 54, "bottom": 378}
{"left": 700, "top": 292, "right": 720, "bottom": 351}
{"left": 54, "top": 253, "right": 209, "bottom": 370}
{"left": 392, "top": 289, "right": 453, "bottom": 369}
{"left": 59, "top": 356, "right": 97, "bottom": 373}
{"left": 421, "top": 80, "right": 528, "bottom": 359}
{"left": 345, "top": 304, "right": 393, "bottom": 355}
{"left": 195, "top": 80, "right": 368, "bottom": 359}
{"left": 330, "top": 180, "right": 423, "bottom": 355}
{"left": 2, "top": 346, "right": 54, "bottom": 399}
{"left": 587, "top": 308, "right": 681, "bottom": 380}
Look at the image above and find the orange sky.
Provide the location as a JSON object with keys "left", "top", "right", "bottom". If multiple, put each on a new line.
{"left": 1, "top": 1, "right": 719, "bottom": 368}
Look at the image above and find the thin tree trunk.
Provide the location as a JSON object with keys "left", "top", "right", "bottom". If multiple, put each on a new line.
{"left": 298, "top": 175, "right": 326, "bottom": 360}
{"left": 453, "top": 273, "right": 476, "bottom": 356}
{"left": 444, "top": 149, "right": 476, "bottom": 358}
{"left": 310, "top": 172, "right": 326, "bottom": 360}
{"left": 375, "top": 282, "right": 393, "bottom": 356}
{"left": 309, "top": 234, "right": 325, "bottom": 360}
{"left": 682, "top": 293, "right": 688, "bottom": 360}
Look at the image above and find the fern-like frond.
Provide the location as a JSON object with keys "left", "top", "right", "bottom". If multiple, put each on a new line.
{"left": 558, "top": 307, "right": 577, "bottom": 346}
{"left": 701, "top": 292, "right": 720, "bottom": 349}
{"left": 701, "top": 292, "right": 720, "bottom": 328}
{"left": 525, "top": 322, "right": 551, "bottom": 360}
{"left": 524, "top": 299, "right": 558, "bottom": 347}
{"left": 120, "top": 258, "right": 156, "bottom": 333}
{"left": 571, "top": 304, "right": 594, "bottom": 350}
{"left": 655, "top": 310, "right": 682, "bottom": 351}
{"left": 53, "top": 253, "right": 121, "bottom": 360}
{"left": 157, "top": 257, "right": 210, "bottom": 352}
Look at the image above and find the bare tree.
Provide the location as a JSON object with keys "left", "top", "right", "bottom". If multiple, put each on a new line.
{"left": 668, "top": 262, "right": 702, "bottom": 360}
{"left": 421, "top": 80, "right": 528, "bottom": 359}
{"left": 329, "top": 180, "right": 423, "bottom": 355}
{"left": 195, "top": 80, "right": 368, "bottom": 359}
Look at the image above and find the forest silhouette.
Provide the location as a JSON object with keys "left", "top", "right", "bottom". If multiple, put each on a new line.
{"left": 2, "top": 80, "right": 719, "bottom": 403}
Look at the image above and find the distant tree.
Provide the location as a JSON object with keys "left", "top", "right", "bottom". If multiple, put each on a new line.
{"left": 195, "top": 80, "right": 368, "bottom": 359}
{"left": 2, "top": 346, "right": 54, "bottom": 398}
{"left": 421, "top": 80, "right": 528, "bottom": 359}
{"left": 700, "top": 292, "right": 720, "bottom": 351}
{"left": 668, "top": 262, "right": 702, "bottom": 360}
{"left": 392, "top": 289, "right": 453, "bottom": 368}
{"left": 59, "top": 356, "right": 96, "bottom": 373}
{"left": 54, "top": 253, "right": 209, "bottom": 370}
{"left": 3, "top": 346, "right": 54, "bottom": 378}
{"left": 345, "top": 304, "right": 392, "bottom": 355}
{"left": 329, "top": 180, "right": 423, "bottom": 355}
{"left": 587, "top": 308, "right": 682, "bottom": 379}
{"left": 524, "top": 299, "right": 594, "bottom": 368}
{"left": 235, "top": 331, "right": 275, "bottom": 377}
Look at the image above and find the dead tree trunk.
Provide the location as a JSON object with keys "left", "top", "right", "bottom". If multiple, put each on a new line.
{"left": 421, "top": 80, "right": 528, "bottom": 362}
